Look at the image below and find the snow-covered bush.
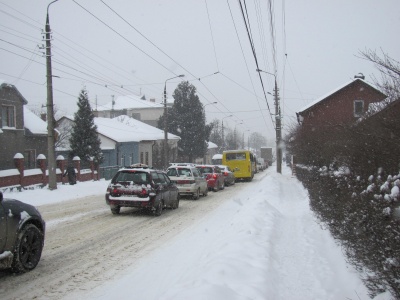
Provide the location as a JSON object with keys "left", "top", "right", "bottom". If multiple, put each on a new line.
{"left": 296, "top": 167, "right": 400, "bottom": 299}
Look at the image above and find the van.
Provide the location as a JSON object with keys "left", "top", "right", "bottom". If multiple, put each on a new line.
{"left": 222, "top": 150, "right": 255, "bottom": 182}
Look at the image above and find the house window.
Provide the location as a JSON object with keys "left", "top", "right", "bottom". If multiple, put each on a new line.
{"left": 2, "top": 105, "right": 16, "bottom": 127}
{"left": 140, "top": 152, "right": 144, "bottom": 164}
{"left": 354, "top": 100, "right": 364, "bottom": 117}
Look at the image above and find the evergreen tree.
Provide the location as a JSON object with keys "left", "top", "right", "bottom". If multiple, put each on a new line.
{"left": 158, "top": 81, "right": 212, "bottom": 162}
{"left": 69, "top": 88, "right": 103, "bottom": 166}
{"left": 209, "top": 119, "right": 223, "bottom": 150}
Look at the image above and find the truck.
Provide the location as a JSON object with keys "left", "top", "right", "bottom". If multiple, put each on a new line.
{"left": 260, "top": 147, "right": 273, "bottom": 167}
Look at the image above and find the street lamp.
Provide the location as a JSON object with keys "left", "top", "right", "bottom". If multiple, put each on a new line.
{"left": 256, "top": 68, "right": 282, "bottom": 174}
{"left": 164, "top": 74, "right": 184, "bottom": 169}
{"left": 221, "top": 115, "right": 232, "bottom": 152}
{"left": 203, "top": 101, "right": 217, "bottom": 109}
{"left": 45, "top": 0, "right": 60, "bottom": 190}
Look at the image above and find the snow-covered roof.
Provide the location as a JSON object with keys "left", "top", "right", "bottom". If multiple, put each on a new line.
{"left": 60, "top": 115, "right": 180, "bottom": 143}
{"left": 297, "top": 78, "right": 383, "bottom": 114}
{"left": 23, "top": 106, "right": 48, "bottom": 135}
{"left": 207, "top": 141, "right": 218, "bottom": 149}
{"left": 96, "top": 95, "right": 163, "bottom": 111}
{"left": 111, "top": 115, "right": 180, "bottom": 141}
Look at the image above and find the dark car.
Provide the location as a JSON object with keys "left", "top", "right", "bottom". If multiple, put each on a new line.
{"left": 105, "top": 164, "right": 179, "bottom": 216}
{"left": 196, "top": 165, "right": 225, "bottom": 192}
{"left": 218, "top": 165, "right": 236, "bottom": 186}
{"left": 0, "top": 191, "right": 46, "bottom": 273}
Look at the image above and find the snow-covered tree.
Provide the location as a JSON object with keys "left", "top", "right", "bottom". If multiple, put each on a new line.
{"left": 158, "top": 81, "right": 212, "bottom": 162}
{"left": 69, "top": 88, "right": 103, "bottom": 166}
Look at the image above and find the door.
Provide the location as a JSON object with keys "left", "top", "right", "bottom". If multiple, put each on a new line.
{"left": 162, "top": 173, "right": 178, "bottom": 204}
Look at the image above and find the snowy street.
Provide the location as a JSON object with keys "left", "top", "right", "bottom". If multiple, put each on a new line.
{"left": 1, "top": 166, "right": 376, "bottom": 300}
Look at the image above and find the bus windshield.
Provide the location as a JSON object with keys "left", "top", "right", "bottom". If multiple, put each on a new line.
{"left": 225, "top": 152, "right": 246, "bottom": 161}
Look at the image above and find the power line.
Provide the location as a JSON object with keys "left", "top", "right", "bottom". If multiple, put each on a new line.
{"left": 72, "top": 0, "right": 178, "bottom": 77}
{"left": 236, "top": 0, "right": 275, "bottom": 129}
{"left": 204, "top": 0, "right": 220, "bottom": 71}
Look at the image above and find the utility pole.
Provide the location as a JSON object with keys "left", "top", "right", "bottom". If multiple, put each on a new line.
{"left": 256, "top": 69, "right": 282, "bottom": 173}
{"left": 221, "top": 115, "right": 232, "bottom": 152}
{"left": 273, "top": 80, "right": 282, "bottom": 174}
{"left": 44, "top": 0, "right": 59, "bottom": 190}
{"left": 163, "top": 75, "right": 184, "bottom": 169}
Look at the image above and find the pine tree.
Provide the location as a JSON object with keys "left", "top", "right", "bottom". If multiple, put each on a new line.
{"left": 158, "top": 81, "right": 212, "bottom": 162}
{"left": 69, "top": 88, "right": 103, "bottom": 166}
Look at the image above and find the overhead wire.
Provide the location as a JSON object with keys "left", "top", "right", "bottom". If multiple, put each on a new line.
{"left": 204, "top": 0, "right": 219, "bottom": 71}
{"left": 98, "top": 0, "right": 244, "bottom": 122}
{"left": 236, "top": 0, "right": 275, "bottom": 130}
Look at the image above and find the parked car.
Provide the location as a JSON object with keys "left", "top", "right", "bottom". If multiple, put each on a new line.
{"left": 196, "top": 165, "right": 225, "bottom": 192}
{"left": 257, "top": 158, "right": 266, "bottom": 172}
{"left": 218, "top": 165, "right": 236, "bottom": 186}
{"left": 105, "top": 164, "right": 179, "bottom": 216}
{"left": 0, "top": 191, "right": 46, "bottom": 273}
{"left": 166, "top": 164, "right": 208, "bottom": 199}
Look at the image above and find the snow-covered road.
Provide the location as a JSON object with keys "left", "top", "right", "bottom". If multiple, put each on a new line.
{"left": 2, "top": 166, "right": 381, "bottom": 299}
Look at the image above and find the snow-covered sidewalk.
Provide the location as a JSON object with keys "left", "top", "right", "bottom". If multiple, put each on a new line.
{"left": 64, "top": 166, "right": 374, "bottom": 300}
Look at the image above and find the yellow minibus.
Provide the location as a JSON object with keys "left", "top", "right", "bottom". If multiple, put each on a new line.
{"left": 222, "top": 150, "right": 255, "bottom": 182}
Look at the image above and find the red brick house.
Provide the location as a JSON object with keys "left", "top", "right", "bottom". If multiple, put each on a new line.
{"left": 296, "top": 76, "right": 387, "bottom": 129}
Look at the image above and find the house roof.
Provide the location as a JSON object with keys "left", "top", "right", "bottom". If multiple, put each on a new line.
{"left": 96, "top": 94, "right": 164, "bottom": 111}
{"left": 297, "top": 78, "right": 385, "bottom": 114}
{"left": 60, "top": 115, "right": 180, "bottom": 143}
{"left": 207, "top": 141, "right": 218, "bottom": 149}
{"left": 0, "top": 80, "right": 28, "bottom": 105}
{"left": 109, "top": 115, "right": 180, "bottom": 142}
{"left": 23, "top": 106, "right": 48, "bottom": 135}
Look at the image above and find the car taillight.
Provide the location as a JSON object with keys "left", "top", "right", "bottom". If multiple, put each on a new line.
{"left": 224, "top": 172, "right": 228, "bottom": 176}
{"left": 113, "top": 187, "right": 118, "bottom": 194}
{"left": 140, "top": 188, "right": 147, "bottom": 196}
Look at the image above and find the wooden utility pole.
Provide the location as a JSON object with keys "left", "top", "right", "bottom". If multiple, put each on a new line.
{"left": 45, "top": 1, "right": 59, "bottom": 190}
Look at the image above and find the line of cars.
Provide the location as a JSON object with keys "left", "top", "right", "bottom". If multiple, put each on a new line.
{"left": 105, "top": 163, "right": 237, "bottom": 217}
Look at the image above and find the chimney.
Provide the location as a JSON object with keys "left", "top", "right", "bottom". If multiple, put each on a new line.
{"left": 354, "top": 73, "right": 365, "bottom": 80}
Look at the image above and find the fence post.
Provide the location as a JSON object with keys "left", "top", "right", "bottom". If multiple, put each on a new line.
{"left": 57, "top": 155, "right": 66, "bottom": 184}
{"left": 13, "top": 153, "right": 24, "bottom": 187}
{"left": 89, "top": 157, "right": 94, "bottom": 180}
{"left": 291, "top": 155, "right": 297, "bottom": 177}
{"left": 73, "top": 156, "right": 81, "bottom": 182}
{"left": 37, "top": 154, "right": 47, "bottom": 185}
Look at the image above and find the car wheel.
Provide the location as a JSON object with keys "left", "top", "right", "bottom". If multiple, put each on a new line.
{"left": 111, "top": 206, "right": 120, "bottom": 215}
{"left": 203, "top": 188, "right": 208, "bottom": 197}
{"left": 192, "top": 188, "right": 200, "bottom": 200}
{"left": 232, "top": 179, "right": 236, "bottom": 185}
{"left": 154, "top": 201, "right": 163, "bottom": 216}
{"left": 213, "top": 185, "right": 218, "bottom": 192}
{"left": 12, "top": 224, "right": 44, "bottom": 273}
{"left": 172, "top": 194, "right": 180, "bottom": 209}
{"left": 220, "top": 181, "right": 225, "bottom": 190}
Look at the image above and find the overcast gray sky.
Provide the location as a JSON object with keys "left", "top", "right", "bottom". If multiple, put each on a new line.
{"left": 1, "top": 0, "right": 399, "bottom": 144}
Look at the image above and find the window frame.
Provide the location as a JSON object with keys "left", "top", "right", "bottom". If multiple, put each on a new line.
{"left": 354, "top": 100, "right": 364, "bottom": 117}
{"left": 1, "top": 105, "right": 16, "bottom": 128}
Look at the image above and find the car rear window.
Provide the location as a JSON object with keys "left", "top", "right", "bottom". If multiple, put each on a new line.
{"left": 201, "top": 167, "right": 213, "bottom": 173}
{"left": 113, "top": 171, "right": 149, "bottom": 185}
